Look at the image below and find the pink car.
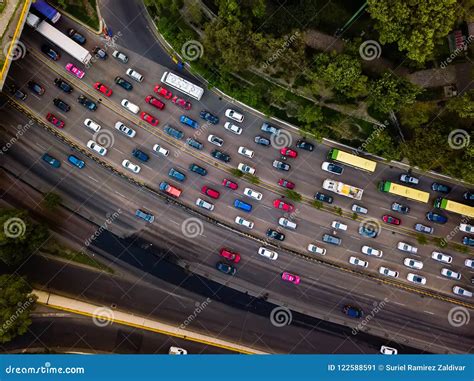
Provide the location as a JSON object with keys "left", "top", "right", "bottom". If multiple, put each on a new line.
{"left": 65, "top": 63, "right": 85, "bottom": 79}
{"left": 281, "top": 272, "right": 300, "bottom": 284}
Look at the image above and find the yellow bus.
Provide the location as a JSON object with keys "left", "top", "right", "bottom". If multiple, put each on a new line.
{"left": 328, "top": 149, "right": 377, "bottom": 173}
{"left": 434, "top": 198, "right": 474, "bottom": 218}
{"left": 378, "top": 181, "right": 430, "bottom": 203}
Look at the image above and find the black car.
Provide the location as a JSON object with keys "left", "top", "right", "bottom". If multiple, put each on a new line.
{"left": 314, "top": 192, "right": 333, "bottom": 204}
{"left": 54, "top": 78, "right": 73, "bottom": 93}
{"left": 431, "top": 182, "right": 451, "bottom": 193}
{"left": 254, "top": 136, "right": 271, "bottom": 146}
{"left": 41, "top": 44, "right": 60, "bottom": 61}
{"left": 199, "top": 110, "right": 219, "bottom": 125}
{"left": 211, "top": 150, "right": 231, "bottom": 163}
{"left": 132, "top": 149, "right": 149, "bottom": 162}
{"left": 266, "top": 229, "right": 285, "bottom": 241}
{"left": 391, "top": 202, "right": 410, "bottom": 214}
{"left": 115, "top": 76, "right": 133, "bottom": 91}
{"left": 8, "top": 85, "right": 27, "bottom": 100}
{"left": 27, "top": 81, "right": 45, "bottom": 95}
{"left": 67, "top": 28, "right": 86, "bottom": 45}
{"left": 77, "top": 95, "right": 97, "bottom": 111}
{"left": 296, "top": 140, "right": 314, "bottom": 151}
{"left": 53, "top": 98, "right": 70, "bottom": 112}
{"left": 92, "top": 46, "right": 107, "bottom": 60}
{"left": 273, "top": 160, "right": 290, "bottom": 171}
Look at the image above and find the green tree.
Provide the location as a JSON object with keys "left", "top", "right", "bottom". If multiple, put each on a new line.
{"left": 296, "top": 104, "right": 324, "bottom": 126}
{"left": 446, "top": 90, "right": 474, "bottom": 119}
{"left": 311, "top": 200, "right": 323, "bottom": 209}
{"left": 363, "top": 129, "right": 401, "bottom": 161}
{"left": 284, "top": 190, "right": 302, "bottom": 202}
{"left": 230, "top": 168, "right": 243, "bottom": 178}
{"left": 185, "top": 0, "right": 203, "bottom": 25}
{"left": 416, "top": 234, "right": 428, "bottom": 245}
{"left": 42, "top": 193, "right": 62, "bottom": 211}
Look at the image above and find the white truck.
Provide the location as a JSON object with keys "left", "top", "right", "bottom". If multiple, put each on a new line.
{"left": 323, "top": 179, "right": 364, "bottom": 200}
{"left": 26, "top": 13, "right": 92, "bottom": 65}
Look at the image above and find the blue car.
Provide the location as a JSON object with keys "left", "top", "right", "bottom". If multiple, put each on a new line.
{"left": 463, "top": 236, "right": 474, "bottom": 247}
{"left": 322, "top": 234, "right": 341, "bottom": 245}
{"left": 426, "top": 211, "right": 448, "bottom": 224}
{"left": 180, "top": 115, "right": 199, "bottom": 129}
{"left": 234, "top": 199, "right": 252, "bottom": 212}
{"left": 164, "top": 125, "right": 184, "bottom": 140}
{"left": 132, "top": 149, "right": 149, "bottom": 162}
{"left": 42, "top": 153, "right": 61, "bottom": 168}
{"left": 216, "top": 262, "right": 236, "bottom": 275}
{"left": 186, "top": 138, "right": 203, "bottom": 150}
{"left": 135, "top": 209, "right": 154, "bottom": 223}
{"left": 343, "top": 305, "right": 363, "bottom": 318}
{"left": 189, "top": 163, "right": 207, "bottom": 176}
{"left": 431, "top": 182, "right": 451, "bottom": 193}
{"left": 168, "top": 168, "right": 186, "bottom": 182}
{"left": 67, "top": 155, "right": 85, "bottom": 168}
{"left": 199, "top": 110, "right": 219, "bottom": 125}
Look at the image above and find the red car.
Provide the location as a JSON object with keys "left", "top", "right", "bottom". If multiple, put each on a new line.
{"left": 145, "top": 95, "right": 165, "bottom": 110}
{"left": 46, "top": 112, "right": 64, "bottom": 128}
{"left": 222, "top": 178, "right": 238, "bottom": 190}
{"left": 219, "top": 248, "right": 241, "bottom": 263}
{"left": 172, "top": 96, "right": 192, "bottom": 110}
{"left": 93, "top": 82, "right": 112, "bottom": 97}
{"left": 281, "top": 272, "right": 300, "bottom": 284}
{"left": 273, "top": 199, "right": 294, "bottom": 212}
{"left": 154, "top": 85, "right": 172, "bottom": 99}
{"left": 202, "top": 186, "right": 220, "bottom": 199}
{"left": 140, "top": 112, "right": 159, "bottom": 126}
{"left": 382, "top": 214, "right": 401, "bottom": 225}
{"left": 278, "top": 179, "right": 295, "bottom": 189}
{"left": 280, "top": 147, "right": 297, "bottom": 158}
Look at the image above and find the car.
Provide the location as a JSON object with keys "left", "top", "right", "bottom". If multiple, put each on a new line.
{"left": 380, "top": 346, "right": 398, "bottom": 355}
{"left": 114, "top": 122, "right": 136, "bottom": 138}
{"left": 400, "top": 174, "right": 419, "bottom": 185}
{"left": 186, "top": 138, "right": 203, "bottom": 150}
{"left": 171, "top": 96, "right": 191, "bottom": 110}
{"left": 382, "top": 214, "right": 400, "bottom": 225}
{"left": 273, "top": 199, "right": 294, "bottom": 212}
{"left": 426, "top": 211, "right": 447, "bottom": 224}
{"left": 463, "top": 236, "right": 474, "bottom": 246}
{"left": 459, "top": 224, "right": 473, "bottom": 233}
{"left": 67, "top": 28, "right": 86, "bottom": 44}
{"left": 307, "top": 244, "right": 326, "bottom": 255}
{"left": 254, "top": 136, "right": 270, "bottom": 146}
{"left": 152, "top": 144, "right": 169, "bottom": 157}
{"left": 189, "top": 163, "right": 207, "bottom": 176}
{"left": 200, "top": 110, "right": 219, "bottom": 125}
{"left": 87, "top": 140, "right": 107, "bottom": 156}
{"left": 258, "top": 247, "right": 278, "bottom": 260}
{"left": 168, "top": 168, "right": 186, "bottom": 182}
{"left": 431, "top": 251, "right": 452, "bottom": 264}
{"left": 441, "top": 268, "right": 461, "bottom": 280}
{"left": 164, "top": 125, "right": 184, "bottom": 140}
{"left": 140, "top": 112, "right": 159, "bottom": 126}
{"left": 114, "top": 76, "right": 133, "bottom": 91}
{"left": 391, "top": 202, "right": 410, "bottom": 214}
{"left": 321, "top": 161, "right": 343, "bottom": 175}
{"left": 342, "top": 305, "right": 363, "bottom": 318}
{"left": 84, "top": 118, "right": 101, "bottom": 133}
{"left": 41, "top": 44, "right": 60, "bottom": 60}
{"left": 122, "top": 159, "right": 141, "bottom": 173}
{"left": 132, "top": 149, "right": 149, "bottom": 162}
{"left": 277, "top": 179, "right": 295, "bottom": 189}
{"left": 211, "top": 150, "right": 230, "bottom": 162}
{"left": 237, "top": 146, "right": 254, "bottom": 158}
{"left": 266, "top": 229, "right": 285, "bottom": 241}
{"left": 358, "top": 225, "right": 378, "bottom": 238}
{"left": 180, "top": 115, "right": 198, "bottom": 129}
{"left": 94, "top": 82, "right": 112, "bottom": 97}
{"left": 196, "top": 198, "right": 214, "bottom": 211}
{"left": 431, "top": 182, "right": 451, "bottom": 193}
{"left": 314, "top": 192, "right": 333, "bottom": 204}
{"left": 8, "top": 85, "right": 27, "bottom": 100}
{"left": 234, "top": 215, "right": 254, "bottom": 229}
{"left": 322, "top": 234, "right": 341, "bottom": 246}
{"left": 415, "top": 223, "right": 433, "bottom": 234}
{"left": 404, "top": 258, "right": 423, "bottom": 270}
{"left": 28, "top": 81, "right": 45, "bottom": 95}
{"left": 208, "top": 135, "right": 224, "bottom": 147}
{"left": 453, "top": 286, "right": 472, "bottom": 298}
{"left": 397, "top": 242, "right": 418, "bottom": 253}
{"left": 92, "top": 46, "right": 107, "bottom": 60}
{"left": 244, "top": 188, "right": 262, "bottom": 201}
{"left": 331, "top": 221, "right": 347, "bottom": 231}
{"left": 46, "top": 113, "right": 64, "bottom": 128}
{"left": 112, "top": 50, "right": 129, "bottom": 63}
{"left": 463, "top": 191, "right": 474, "bottom": 201}
{"left": 407, "top": 273, "right": 426, "bottom": 285}
{"left": 378, "top": 266, "right": 399, "bottom": 278}
{"left": 465, "top": 258, "right": 474, "bottom": 269}
{"left": 260, "top": 122, "right": 280, "bottom": 135}
{"left": 65, "top": 63, "right": 85, "bottom": 79}
{"left": 222, "top": 178, "right": 238, "bottom": 190}
{"left": 237, "top": 163, "right": 256, "bottom": 175}
{"left": 272, "top": 160, "right": 290, "bottom": 171}
{"left": 77, "top": 95, "right": 98, "bottom": 111}
{"left": 154, "top": 85, "right": 173, "bottom": 99}
{"left": 296, "top": 140, "right": 314, "bottom": 151}
{"left": 219, "top": 248, "right": 241, "bottom": 263}
{"left": 53, "top": 98, "right": 70, "bottom": 112}
{"left": 121, "top": 99, "right": 140, "bottom": 114}
{"left": 361, "top": 246, "right": 383, "bottom": 257}
{"left": 281, "top": 272, "right": 300, "bottom": 285}
{"left": 68, "top": 155, "right": 85, "bottom": 169}
{"left": 145, "top": 95, "right": 165, "bottom": 110}
{"left": 54, "top": 78, "right": 73, "bottom": 93}
{"left": 225, "top": 109, "right": 244, "bottom": 123}
{"left": 234, "top": 199, "right": 252, "bottom": 212}
{"left": 349, "top": 256, "right": 368, "bottom": 268}
{"left": 224, "top": 122, "right": 242, "bottom": 135}
{"left": 351, "top": 204, "right": 367, "bottom": 214}
{"left": 216, "top": 262, "right": 236, "bottom": 275}
{"left": 280, "top": 147, "right": 297, "bottom": 158}
{"left": 278, "top": 218, "right": 297, "bottom": 230}
{"left": 42, "top": 153, "right": 61, "bottom": 168}
{"left": 126, "top": 68, "right": 144, "bottom": 82}
{"left": 201, "top": 186, "right": 220, "bottom": 199}
{"left": 135, "top": 209, "right": 154, "bottom": 223}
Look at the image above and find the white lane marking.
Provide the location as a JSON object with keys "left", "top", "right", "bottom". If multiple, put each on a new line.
{"left": 170, "top": 220, "right": 179, "bottom": 225}
{"left": 406, "top": 215, "right": 417, "bottom": 220}
{"left": 365, "top": 294, "right": 376, "bottom": 298}
{"left": 87, "top": 175, "right": 99, "bottom": 183}
{"left": 350, "top": 236, "right": 361, "bottom": 240}
{"left": 113, "top": 148, "right": 125, "bottom": 155}
{"left": 393, "top": 302, "right": 406, "bottom": 306}
{"left": 347, "top": 249, "right": 358, "bottom": 254}
{"left": 424, "top": 310, "right": 435, "bottom": 315}
{"left": 35, "top": 143, "right": 46, "bottom": 150}
{"left": 380, "top": 207, "right": 391, "bottom": 212}
{"left": 115, "top": 191, "right": 126, "bottom": 198}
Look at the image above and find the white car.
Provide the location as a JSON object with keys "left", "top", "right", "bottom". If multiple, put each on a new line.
{"left": 207, "top": 134, "right": 224, "bottom": 147}
{"left": 404, "top": 257, "right": 423, "bottom": 270}
{"left": 278, "top": 217, "right": 297, "bottom": 230}
{"left": 168, "top": 346, "right": 187, "bottom": 355}
{"left": 238, "top": 163, "right": 255, "bottom": 175}
{"left": 380, "top": 346, "right": 398, "bottom": 355}
{"left": 235, "top": 216, "right": 254, "bottom": 229}
{"left": 244, "top": 187, "right": 262, "bottom": 201}
{"left": 121, "top": 99, "right": 140, "bottom": 114}
{"left": 86, "top": 140, "right": 107, "bottom": 156}
{"left": 431, "top": 251, "right": 452, "bottom": 264}
{"left": 196, "top": 198, "right": 214, "bottom": 211}
{"left": 378, "top": 266, "right": 398, "bottom": 278}
{"left": 441, "top": 268, "right": 461, "bottom": 280}
{"left": 407, "top": 273, "right": 426, "bottom": 285}
{"left": 225, "top": 108, "right": 244, "bottom": 122}
{"left": 351, "top": 204, "right": 368, "bottom": 214}
{"left": 397, "top": 241, "right": 418, "bottom": 254}
{"left": 331, "top": 221, "right": 347, "bottom": 231}
{"left": 112, "top": 50, "right": 129, "bottom": 63}
{"left": 84, "top": 118, "right": 101, "bottom": 132}
{"left": 453, "top": 286, "right": 472, "bottom": 298}
{"left": 307, "top": 244, "right": 326, "bottom": 255}
{"left": 361, "top": 245, "right": 383, "bottom": 257}
{"left": 125, "top": 68, "right": 144, "bottom": 82}
{"left": 114, "top": 121, "right": 136, "bottom": 138}
{"left": 465, "top": 258, "right": 474, "bottom": 269}
{"left": 459, "top": 223, "right": 473, "bottom": 233}
{"left": 238, "top": 146, "right": 254, "bottom": 158}
{"left": 152, "top": 144, "right": 169, "bottom": 157}
{"left": 224, "top": 122, "right": 242, "bottom": 135}
{"left": 258, "top": 247, "right": 278, "bottom": 260}
{"left": 122, "top": 159, "right": 140, "bottom": 173}
{"left": 349, "top": 256, "right": 368, "bottom": 268}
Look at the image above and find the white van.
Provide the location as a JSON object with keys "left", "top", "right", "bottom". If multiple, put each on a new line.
{"left": 279, "top": 217, "right": 297, "bottom": 230}
{"left": 84, "top": 118, "right": 101, "bottom": 133}
{"left": 126, "top": 68, "right": 144, "bottom": 82}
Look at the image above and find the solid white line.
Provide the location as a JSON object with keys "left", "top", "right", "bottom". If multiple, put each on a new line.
{"left": 170, "top": 220, "right": 179, "bottom": 225}
{"left": 114, "top": 191, "right": 126, "bottom": 198}
{"left": 113, "top": 148, "right": 125, "bottom": 155}
{"left": 35, "top": 143, "right": 46, "bottom": 150}
{"left": 393, "top": 302, "right": 406, "bottom": 306}
{"left": 87, "top": 175, "right": 99, "bottom": 183}
{"left": 406, "top": 215, "right": 417, "bottom": 220}
{"left": 424, "top": 310, "right": 435, "bottom": 315}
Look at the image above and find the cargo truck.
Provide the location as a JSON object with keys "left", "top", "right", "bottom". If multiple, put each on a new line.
{"left": 322, "top": 179, "right": 363, "bottom": 200}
